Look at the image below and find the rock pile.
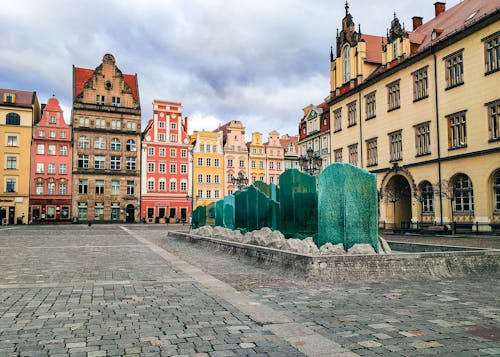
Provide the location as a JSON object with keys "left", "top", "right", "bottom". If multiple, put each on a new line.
{"left": 189, "top": 226, "right": 391, "bottom": 255}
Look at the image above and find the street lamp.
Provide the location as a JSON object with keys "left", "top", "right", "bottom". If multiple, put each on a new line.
{"left": 231, "top": 172, "right": 249, "bottom": 191}
{"left": 298, "top": 147, "right": 322, "bottom": 175}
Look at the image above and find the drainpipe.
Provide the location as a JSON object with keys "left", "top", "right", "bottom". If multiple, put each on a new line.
{"left": 358, "top": 90, "right": 363, "bottom": 168}
{"left": 432, "top": 48, "right": 443, "bottom": 225}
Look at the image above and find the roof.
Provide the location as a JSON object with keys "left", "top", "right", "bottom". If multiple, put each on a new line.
{"left": 0, "top": 88, "right": 36, "bottom": 107}
{"left": 361, "top": 34, "right": 386, "bottom": 64}
{"left": 73, "top": 66, "right": 139, "bottom": 101}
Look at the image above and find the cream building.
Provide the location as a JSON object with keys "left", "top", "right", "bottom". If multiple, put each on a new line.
{"left": 328, "top": 0, "right": 500, "bottom": 231}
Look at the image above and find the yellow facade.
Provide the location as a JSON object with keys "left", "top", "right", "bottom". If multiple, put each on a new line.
{"left": 248, "top": 132, "right": 266, "bottom": 183}
{"left": 328, "top": 2, "right": 500, "bottom": 230}
{"left": 190, "top": 131, "right": 224, "bottom": 209}
{"left": 0, "top": 90, "right": 40, "bottom": 224}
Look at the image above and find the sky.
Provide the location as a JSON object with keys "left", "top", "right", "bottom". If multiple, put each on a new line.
{"left": 0, "top": 0, "right": 462, "bottom": 141}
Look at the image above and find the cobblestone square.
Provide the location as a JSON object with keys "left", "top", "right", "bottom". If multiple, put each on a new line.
{"left": 1, "top": 225, "right": 499, "bottom": 356}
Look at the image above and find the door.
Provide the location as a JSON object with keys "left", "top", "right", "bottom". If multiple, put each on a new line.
{"left": 126, "top": 204, "right": 135, "bottom": 223}
{"left": 8, "top": 207, "right": 15, "bottom": 225}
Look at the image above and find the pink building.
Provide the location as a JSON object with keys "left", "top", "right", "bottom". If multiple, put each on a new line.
{"left": 29, "top": 96, "right": 72, "bottom": 223}
{"left": 265, "top": 130, "right": 285, "bottom": 184}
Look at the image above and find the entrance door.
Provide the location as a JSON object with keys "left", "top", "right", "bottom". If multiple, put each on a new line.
{"left": 32, "top": 207, "right": 41, "bottom": 222}
{"left": 386, "top": 175, "right": 412, "bottom": 230}
{"left": 8, "top": 207, "right": 15, "bottom": 225}
{"left": 181, "top": 208, "right": 187, "bottom": 221}
{"left": 126, "top": 204, "right": 135, "bottom": 223}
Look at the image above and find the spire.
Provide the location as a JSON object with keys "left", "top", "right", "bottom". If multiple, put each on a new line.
{"left": 358, "top": 23, "right": 361, "bottom": 37}
{"left": 345, "top": 1, "right": 349, "bottom": 15}
{"left": 330, "top": 46, "right": 334, "bottom": 62}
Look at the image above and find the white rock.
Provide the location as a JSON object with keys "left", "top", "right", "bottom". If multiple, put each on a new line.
{"left": 347, "top": 244, "right": 376, "bottom": 255}
{"left": 303, "top": 237, "right": 320, "bottom": 255}
{"left": 192, "top": 225, "right": 213, "bottom": 237}
{"left": 266, "top": 230, "right": 286, "bottom": 249}
{"left": 319, "top": 242, "right": 346, "bottom": 255}
{"left": 282, "top": 238, "right": 317, "bottom": 255}
{"left": 378, "top": 236, "right": 392, "bottom": 254}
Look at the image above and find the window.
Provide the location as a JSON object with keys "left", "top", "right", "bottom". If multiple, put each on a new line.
{"left": 171, "top": 122, "right": 177, "bottom": 129}
{"left": 148, "top": 162, "right": 155, "bottom": 173}
{"left": 110, "top": 156, "right": 121, "bottom": 170}
{"left": 94, "top": 137, "right": 106, "bottom": 150}
{"left": 159, "top": 134, "right": 165, "bottom": 141}
{"left": 126, "top": 181, "right": 135, "bottom": 195}
{"left": 214, "top": 190, "right": 220, "bottom": 199}
{"left": 159, "top": 179, "right": 166, "bottom": 191}
{"left": 79, "top": 117, "right": 90, "bottom": 127}
{"left": 96, "top": 95, "right": 105, "bottom": 105}
{"left": 78, "top": 136, "right": 90, "bottom": 149}
{"left": 412, "top": 66, "right": 428, "bottom": 101}
{"left": 170, "top": 164, "right": 177, "bottom": 173}
{"left": 198, "top": 173, "right": 204, "bottom": 183}
{"left": 239, "top": 160, "right": 244, "bottom": 168}
{"left": 180, "top": 164, "right": 187, "bottom": 174}
{"left": 206, "top": 174, "right": 211, "bottom": 183}
{"left": 170, "top": 134, "right": 177, "bottom": 142}
{"left": 420, "top": 181, "right": 434, "bottom": 213}
{"left": 251, "top": 160, "right": 255, "bottom": 169}
{"left": 59, "top": 183, "right": 67, "bottom": 195}
{"left": 47, "top": 183, "right": 55, "bottom": 195}
{"left": 111, "top": 180, "right": 120, "bottom": 195}
{"left": 48, "top": 145, "right": 56, "bottom": 155}
{"left": 259, "top": 161, "right": 264, "bottom": 169}
{"left": 343, "top": 45, "right": 350, "bottom": 83}
{"left": 206, "top": 190, "right": 211, "bottom": 198}
{"left": 126, "top": 139, "right": 136, "bottom": 151}
{"left": 277, "top": 162, "right": 281, "bottom": 170}
{"left": 49, "top": 131, "right": 56, "bottom": 138}
{"left": 347, "top": 101, "right": 357, "bottom": 126}
{"left": 110, "top": 138, "right": 121, "bottom": 151}
{"left": 126, "top": 157, "right": 136, "bottom": 170}
{"left": 348, "top": 144, "right": 358, "bottom": 166}
{"left": 387, "top": 80, "right": 400, "bottom": 111}
{"left": 159, "top": 163, "right": 166, "bottom": 173}
{"left": 180, "top": 181, "right": 187, "bottom": 192}
{"left": 156, "top": 148, "right": 164, "bottom": 157}
{"left": 93, "top": 155, "right": 104, "bottom": 169}
{"left": 333, "top": 108, "right": 342, "bottom": 132}
{"left": 49, "top": 115, "right": 56, "bottom": 124}
{"left": 78, "top": 154, "right": 89, "bottom": 168}
{"left": 181, "top": 149, "right": 187, "bottom": 158}
{"left": 7, "top": 135, "right": 17, "bottom": 146}
{"left": 95, "top": 180, "right": 105, "bottom": 195}
{"left": 4, "top": 93, "right": 15, "bottom": 103}
{"left": 5, "top": 178, "right": 16, "bottom": 192}
{"left": 59, "top": 163, "right": 67, "bottom": 174}
{"left": 366, "top": 138, "right": 378, "bottom": 167}
{"left": 147, "top": 179, "right": 155, "bottom": 191}
{"left": 6, "top": 157, "right": 17, "bottom": 169}
{"left": 148, "top": 147, "right": 155, "bottom": 156}
{"left": 60, "top": 145, "right": 68, "bottom": 156}
{"left": 365, "top": 91, "right": 376, "bottom": 120}
{"left": 95, "top": 118, "right": 106, "bottom": 129}
{"left": 334, "top": 148, "right": 342, "bottom": 163}
{"left": 112, "top": 96, "right": 120, "bottom": 106}
{"left": 111, "top": 120, "right": 121, "bottom": 130}
{"left": 415, "top": 122, "right": 431, "bottom": 156}
{"left": 212, "top": 145, "right": 217, "bottom": 152}
{"left": 444, "top": 50, "right": 464, "bottom": 88}
{"left": 487, "top": 99, "right": 500, "bottom": 141}
{"left": 127, "top": 122, "right": 136, "bottom": 131}
{"left": 197, "top": 157, "right": 203, "bottom": 166}
{"left": 494, "top": 171, "right": 500, "bottom": 211}
{"left": 214, "top": 175, "right": 220, "bottom": 184}
{"left": 36, "top": 183, "right": 43, "bottom": 195}
{"left": 214, "top": 158, "right": 220, "bottom": 167}
{"left": 159, "top": 121, "right": 165, "bottom": 128}
{"left": 6, "top": 112, "right": 20, "bottom": 125}
{"left": 389, "top": 130, "right": 403, "bottom": 162}
{"left": 484, "top": 33, "right": 499, "bottom": 74}
{"left": 60, "top": 131, "right": 67, "bottom": 139}
{"left": 228, "top": 159, "right": 233, "bottom": 167}
{"left": 37, "top": 144, "right": 45, "bottom": 154}
{"left": 78, "top": 179, "right": 88, "bottom": 194}
{"left": 36, "top": 163, "right": 44, "bottom": 173}
{"left": 453, "top": 174, "right": 474, "bottom": 213}
{"left": 269, "top": 161, "right": 274, "bottom": 169}
{"left": 48, "top": 163, "right": 56, "bottom": 174}
{"left": 447, "top": 111, "right": 467, "bottom": 149}
{"left": 170, "top": 180, "right": 177, "bottom": 191}
{"left": 197, "top": 189, "right": 203, "bottom": 198}
{"left": 206, "top": 158, "right": 211, "bottom": 167}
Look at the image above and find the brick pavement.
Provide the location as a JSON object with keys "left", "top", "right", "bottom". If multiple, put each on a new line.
{"left": 0, "top": 224, "right": 499, "bottom": 356}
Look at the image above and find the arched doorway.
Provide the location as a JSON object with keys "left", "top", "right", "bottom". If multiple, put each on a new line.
{"left": 125, "top": 204, "right": 135, "bottom": 223}
{"left": 385, "top": 175, "right": 412, "bottom": 230}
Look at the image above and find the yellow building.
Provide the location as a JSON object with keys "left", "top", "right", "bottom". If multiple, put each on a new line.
{"left": 248, "top": 132, "right": 266, "bottom": 183}
{"left": 328, "top": 0, "right": 500, "bottom": 231}
{"left": 190, "top": 131, "right": 224, "bottom": 209}
{"left": 0, "top": 89, "right": 40, "bottom": 224}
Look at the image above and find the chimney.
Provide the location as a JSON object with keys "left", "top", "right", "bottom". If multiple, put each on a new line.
{"left": 412, "top": 16, "right": 423, "bottom": 30}
{"left": 434, "top": 2, "right": 446, "bottom": 17}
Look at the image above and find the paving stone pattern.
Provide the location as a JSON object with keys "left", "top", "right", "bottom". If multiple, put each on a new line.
{"left": 0, "top": 224, "right": 499, "bottom": 357}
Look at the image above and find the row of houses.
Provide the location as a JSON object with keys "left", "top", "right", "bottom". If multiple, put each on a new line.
{"left": 298, "top": 0, "right": 500, "bottom": 230}
{"left": 0, "top": 55, "right": 298, "bottom": 224}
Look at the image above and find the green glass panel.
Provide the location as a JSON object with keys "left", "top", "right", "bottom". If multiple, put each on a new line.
{"left": 192, "top": 205, "right": 206, "bottom": 228}
{"left": 215, "top": 200, "right": 224, "bottom": 227}
{"left": 206, "top": 202, "right": 216, "bottom": 226}
{"left": 222, "top": 195, "right": 235, "bottom": 229}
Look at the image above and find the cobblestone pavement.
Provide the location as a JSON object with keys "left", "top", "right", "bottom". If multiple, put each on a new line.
{"left": 0, "top": 225, "right": 499, "bottom": 357}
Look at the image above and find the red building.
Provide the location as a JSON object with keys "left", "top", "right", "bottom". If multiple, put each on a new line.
{"left": 29, "top": 96, "right": 72, "bottom": 223}
{"left": 141, "top": 100, "right": 191, "bottom": 223}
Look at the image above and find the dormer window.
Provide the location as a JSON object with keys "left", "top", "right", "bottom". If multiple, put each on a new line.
{"left": 4, "top": 93, "right": 15, "bottom": 103}
{"left": 49, "top": 116, "right": 56, "bottom": 124}
{"left": 343, "top": 45, "right": 351, "bottom": 83}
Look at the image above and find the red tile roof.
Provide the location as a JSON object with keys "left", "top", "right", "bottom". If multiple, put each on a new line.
{"left": 0, "top": 88, "right": 36, "bottom": 107}
{"left": 361, "top": 34, "right": 386, "bottom": 64}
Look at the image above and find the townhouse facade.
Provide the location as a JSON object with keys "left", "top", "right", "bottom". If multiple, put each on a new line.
{"left": 0, "top": 89, "right": 40, "bottom": 225}
{"left": 72, "top": 54, "right": 141, "bottom": 223}
{"left": 30, "top": 96, "right": 72, "bottom": 223}
{"left": 280, "top": 134, "right": 300, "bottom": 170}
{"left": 247, "top": 132, "right": 266, "bottom": 184}
{"left": 141, "top": 100, "right": 191, "bottom": 223}
{"left": 327, "top": 0, "right": 500, "bottom": 230}
{"left": 264, "top": 130, "right": 285, "bottom": 184}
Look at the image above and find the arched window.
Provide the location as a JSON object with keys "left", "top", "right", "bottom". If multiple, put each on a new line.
{"left": 110, "top": 138, "right": 121, "bottom": 151}
{"left": 494, "top": 171, "right": 500, "bottom": 211}
{"left": 78, "top": 135, "right": 89, "bottom": 149}
{"left": 94, "top": 137, "right": 106, "bottom": 150}
{"left": 126, "top": 139, "right": 136, "bottom": 151}
{"left": 6, "top": 112, "right": 20, "bottom": 125}
{"left": 158, "top": 178, "right": 166, "bottom": 191}
{"left": 343, "top": 45, "right": 350, "bottom": 83}
{"left": 453, "top": 174, "right": 474, "bottom": 212}
{"left": 170, "top": 179, "right": 177, "bottom": 192}
{"left": 419, "top": 181, "right": 434, "bottom": 213}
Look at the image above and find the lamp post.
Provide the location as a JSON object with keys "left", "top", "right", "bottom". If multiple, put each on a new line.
{"left": 231, "top": 172, "right": 249, "bottom": 191}
{"left": 298, "top": 147, "right": 323, "bottom": 175}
